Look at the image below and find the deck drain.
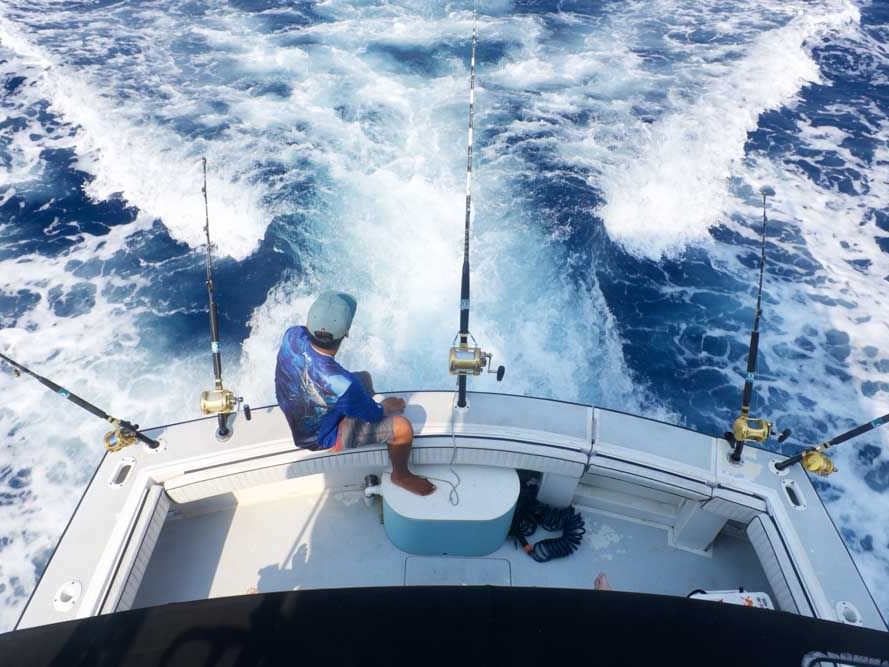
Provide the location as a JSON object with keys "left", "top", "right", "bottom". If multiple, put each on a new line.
{"left": 836, "top": 601, "right": 863, "bottom": 626}
{"left": 53, "top": 579, "right": 82, "bottom": 612}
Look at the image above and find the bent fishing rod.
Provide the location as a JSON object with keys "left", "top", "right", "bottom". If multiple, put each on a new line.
{"left": 198, "top": 158, "right": 242, "bottom": 437}
{"left": 774, "top": 413, "right": 889, "bottom": 476}
{"left": 726, "top": 186, "right": 790, "bottom": 463}
{"left": 447, "top": 0, "right": 504, "bottom": 407}
{"left": 0, "top": 352, "right": 159, "bottom": 451}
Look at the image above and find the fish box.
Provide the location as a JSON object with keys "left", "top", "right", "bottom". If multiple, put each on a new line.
{"left": 382, "top": 465, "right": 519, "bottom": 557}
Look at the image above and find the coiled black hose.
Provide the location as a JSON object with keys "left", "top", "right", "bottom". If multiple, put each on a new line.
{"left": 511, "top": 499, "right": 586, "bottom": 563}
{"left": 529, "top": 509, "right": 585, "bottom": 562}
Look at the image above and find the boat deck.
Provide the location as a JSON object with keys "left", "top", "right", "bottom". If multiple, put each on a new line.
{"left": 134, "top": 481, "right": 773, "bottom": 608}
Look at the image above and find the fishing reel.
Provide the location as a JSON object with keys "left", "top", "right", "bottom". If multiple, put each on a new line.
{"left": 726, "top": 411, "right": 791, "bottom": 464}
{"left": 104, "top": 419, "right": 139, "bottom": 453}
{"left": 801, "top": 448, "right": 837, "bottom": 476}
{"left": 731, "top": 414, "right": 772, "bottom": 444}
{"left": 774, "top": 416, "right": 889, "bottom": 476}
{"left": 448, "top": 334, "right": 505, "bottom": 380}
{"left": 730, "top": 413, "right": 790, "bottom": 445}
{"left": 201, "top": 386, "right": 251, "bottom": 438}
{"left": 200, "top": 387, "right": 239, "bottom": 416}
{"left": 774, "top": 444, "right": 837, "bottom": 477}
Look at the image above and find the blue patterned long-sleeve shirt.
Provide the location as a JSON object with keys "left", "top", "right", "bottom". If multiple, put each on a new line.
{"left": 275, "top": 326, "right": 383, "bottom": 448}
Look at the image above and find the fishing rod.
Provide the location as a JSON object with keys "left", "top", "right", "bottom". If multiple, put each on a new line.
{"left": 774, "top": 413, "right": 889, "bottom": 476}
{"left": 0, "top": 351, "right": 159, "bottom": 451}
{"left": 447, "top": 0, "right": 504, "bottom": 407}
{"left": 198, "top": 158, "right": 241, "bottom": 437}
{"left": 726, "top": 185, "right": 790, "bottom": 463}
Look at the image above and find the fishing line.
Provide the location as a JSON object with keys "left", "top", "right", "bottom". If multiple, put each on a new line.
{"left": 422, "top": 391, "right": 463, "bottom": 506}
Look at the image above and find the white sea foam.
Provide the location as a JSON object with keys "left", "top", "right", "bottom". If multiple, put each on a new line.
{"left": 235, "top": 33, "right": 642, "bottom": 410}
{"left": 0, "top": 13, "right": 267, "bottom": 260}
{"left": 597, "top": 2, "right": 860, "bottom": 260}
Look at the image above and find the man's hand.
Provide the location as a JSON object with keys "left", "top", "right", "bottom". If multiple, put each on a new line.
{"left": 381, "top": 397, "right": 406, "bottom": 416}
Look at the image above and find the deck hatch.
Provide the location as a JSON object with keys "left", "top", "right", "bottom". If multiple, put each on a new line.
{"left": 404, "top": 557, "right": 512, "bottom": 586}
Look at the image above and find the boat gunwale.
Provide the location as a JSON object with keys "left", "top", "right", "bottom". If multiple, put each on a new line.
{"left": 142, "top": 391, "right": 747, "bottom": 444}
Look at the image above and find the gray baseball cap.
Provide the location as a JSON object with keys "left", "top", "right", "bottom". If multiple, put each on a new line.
{"left": 307, "top": 291, "right": 357, "bottom": 343}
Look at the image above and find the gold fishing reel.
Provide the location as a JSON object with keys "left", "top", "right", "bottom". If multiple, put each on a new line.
{"left": 449, "top": 343, "right": 488, "bottom": 376}
{"left": 448, "top": 335, "right": 505, "bottom": 380}
{"left": 732, "top": 414, "right": 772, "bottom": 444}
{"left": 200, "top": 387, "right": 238, "bottom": 415}
{"left": 801, "top": 447, "right": 837, "bottom": 476}
{"left": 104, "top": 419, "right": 138, "bottom": 452}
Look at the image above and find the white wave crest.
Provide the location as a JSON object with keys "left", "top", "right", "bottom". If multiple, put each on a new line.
{"left": 598, "top": 2, "right": 860, "bottom": 259}
{"left": 0, "top": 14, "right": 266, "bottom": 260}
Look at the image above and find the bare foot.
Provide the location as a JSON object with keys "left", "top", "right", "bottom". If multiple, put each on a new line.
{"left": 594, "top": 573, "right": 611, "bottom": 591}
{"left": 391, "top": 472, "right": 436, "bottom": 496}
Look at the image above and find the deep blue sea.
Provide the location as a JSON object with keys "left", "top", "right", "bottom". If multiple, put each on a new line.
{"left": 0, "top": 0, "right": 887, "bottom": 631}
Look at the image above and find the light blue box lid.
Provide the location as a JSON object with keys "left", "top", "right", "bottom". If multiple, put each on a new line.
{"left": 382, "top": 465, "right": 519, "bottom": 521}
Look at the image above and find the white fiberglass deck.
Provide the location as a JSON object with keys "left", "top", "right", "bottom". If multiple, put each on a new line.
{"left": 133, "top": 480, "right": 773, "bottom": 609}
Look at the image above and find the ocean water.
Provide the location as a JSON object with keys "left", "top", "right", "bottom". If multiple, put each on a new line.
{"left": 0, "top": 0, "right": 887, "bottom": 631}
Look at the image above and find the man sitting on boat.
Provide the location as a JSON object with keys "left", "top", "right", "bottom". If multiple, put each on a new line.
{"left": 275, "top": 291, "right": 435, "bottom": 496}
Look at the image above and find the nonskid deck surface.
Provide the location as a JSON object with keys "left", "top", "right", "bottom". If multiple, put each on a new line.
{"left": 133, "top": 484, "right": 773, "bottom": 609}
